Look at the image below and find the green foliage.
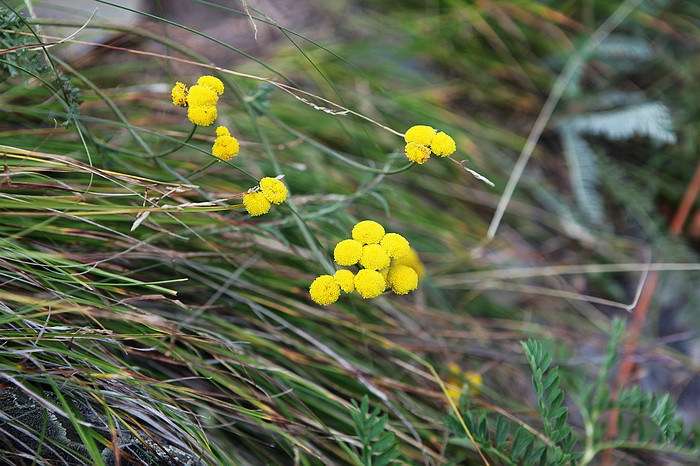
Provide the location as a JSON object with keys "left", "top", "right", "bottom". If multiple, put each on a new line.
{"left": 447, "top": 319, "right": 698, "bottom": 465}
{"left": 350, "top": 396, "right": 402, "bottom": 466}
{"left": 557, "top": 28, "right": 678, "bottom": 225}
{"left": 522, "top": 339, "right": 580, "bottom": 464}
{"left": 0, "top": 6, "right": 81, "bottom": 122}
{"left": 0, "top": 6, "right": 43, "bottom": 79}
{"left": 577, "top": 320, "right": 699, "bottom": 464}
{"left": 558, "top": 97, "right": 677, "bottom": 224}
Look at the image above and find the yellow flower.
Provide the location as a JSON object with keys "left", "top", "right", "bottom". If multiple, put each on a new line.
{"left": 186, "top": 84, "right": 219, "bottom": 107}
{"left": 333, "top": 239, "right": 363, "bottom": 266}
{"left": 171, "top": 82, "right": 188, "bottom": 107}
{"left": 334, "top": 269, "right": 355, "bottom": 293}
{"left": 187, "top": 105, "right": 217, "bottom": 126}
{"left": 464, "top": 371, "right": 483, "bottom": 395}
{"left": 197, "top": 75, "right": 224, "bottom": 95}
{"left": 404, "top": 125, "right": 437, "bottom": 146}
{"left": 243, "top": 191, "right": 271, "bottom": 216}
{"left": 354, "top": 269, "right": 386, "bottom": 299}
{"left": 212, "top": 126, "right": 239, "bottom": 160}
{"left": 259, "top": 177, "right": 288, "bottom": 204}
{"left": 359, "top": 244, "right": 391, "bottom": 271}
{"left": 387, "top": 265, "right": 418, "bottom": 295}
{"left": 309, "top": 275, "right": 340, "bottom": 305}
{"left": 446, "top": 363, "right": 483, "bottom": 401}
{"left": 404, "top": 142, "right": 431, "bottom": 164}
{"left": 380, "top": 232, "right": 410, "bottom": 259}
{"left": 392, "top": 248, "right": 425, "bottom": 280}
{"left": 430, "top": 131, "right": 456, "bottom": 157}
{"left": 351, "top": 220, "right": 385, "bottom": 245}
{"left": 446, "top": 385, "right": 462, "bottom": 402}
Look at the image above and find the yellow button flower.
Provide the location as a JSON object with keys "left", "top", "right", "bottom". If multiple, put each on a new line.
{"left": 380, "top": 232, "right": 410, "bottom": 259}
{"left": 186, "top": 84, "right": 219, "bottom": 107}
{"left": 333, "top": 239, "right": 363, "bottom": 266}
{"left": 351, "top": 220, "right": 385, "bottom": 245}
{"left": 243, "top": 191, "right": 271, "bottom": 216}
{"left": 430, "top": 131, "right": 456, "bottom": 157}
{"left": 212, "top": 126, "right": 239, "bottom": 160}
{"left": 187, "top": 105, "right": 217, "bottom": 126}
{"left": 404, "top": 125, "right": 437, "bottom": 146}
{"left": 387, "top": 265, "right": 418, "bottom": 295}
{"left": 171, "top": 82, "right": 188, "bottom": 107}
{"left": 378, "top": 267, "right": 390, "bottom": 282}
{"left": 196, "top": 75, "right": 224, "bottom": 95}
{"left": 354, "top": 269, "right": 386, "bottom": 299}
{"left": 259, "top": 177, "right": 288, "bottom": 204}
{"left": 446, "top": 363, "right": 483, "bottom": 401}
{"left": 359, "top": 244, "right": 391, "bottom": 271}
{"left": 309, "top": 275, "right": 340, "bottom": 306}
{"left": 334, "top": 269, "right": 355, "bottom": 293}
{"left": 404, "top": 142, "right": 431, "bottom": 164}
{"left": 392, "top": 248, "right": 425, "bottom": 280}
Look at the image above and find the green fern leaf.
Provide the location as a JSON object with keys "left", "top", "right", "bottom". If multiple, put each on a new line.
{"left": 596, "top": 34, "right": 653, "bottom": 65}
{"left": 558, "top": 124, "right": 605, "bottom": 224}
{"left": 567, "top": 102, "right": 676, "bottom": 144}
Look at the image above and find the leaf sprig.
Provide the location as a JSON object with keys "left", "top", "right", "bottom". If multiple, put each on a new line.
{"left": 447, "top": 319, "right": 699, "bottom": 465}
{"left": 350, "top": 396, "right": 402, "bottom": 466}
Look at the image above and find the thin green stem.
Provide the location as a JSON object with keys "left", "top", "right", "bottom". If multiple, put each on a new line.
{"left": 141, "top": 124, "right": 197, "bottom": 159}
{"left": 267, "top": 113, "right": 414, "bottom": 175}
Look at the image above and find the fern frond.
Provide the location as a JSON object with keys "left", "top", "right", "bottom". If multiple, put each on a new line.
{"left": 596, "top": 34, "right": 653, "bottom": 62}
{"left": 566, "top": 102, "right": 676, "bottom": 144}
{"left": 558, "top": 123, "right": 605, "bottom": 224}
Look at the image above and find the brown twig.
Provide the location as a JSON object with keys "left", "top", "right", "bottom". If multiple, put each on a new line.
{"left": 601, "top": 157, "right": 700, "bottom": 465}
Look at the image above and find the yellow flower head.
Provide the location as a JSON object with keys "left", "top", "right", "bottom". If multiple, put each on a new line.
{"left": 334, "top": 269, "right": 355, "bottom": 293}
{"left": 351, "top": 220, "right": 385, "bottom": 245}
{"left": 334, "top": 239, "right": 363, "bottom": 266}
{"left": 243, "top": 191, "right": 271, "bottom": 216}
{"left": 446, "top": 363, "right": 483, "bottom": 400}
{"left": 404, "top": 142, "right": 431, "bottom": 164}
{"left": 212, "top": 126, "right": 240, "bottom": 160}
{"left": 392, "top": 248, "right": 425, "bottom": 280}
{"left": 171, "top": 82, "right": 188, "bottom": 107}
{"left": 378, "top": 267, "right": 390, "bottom": 281}
{"left": 197, "top": 75, "right": 224, "bottom": 95}
{"left": 259, "top": 177, "right": 288, "bottom": 204}
{"left": 430, "top": 131, "right": 456, "bottom": 157}
{"left": 464, "top": 371, "right": 483, "bottom": 395}
{"left": 404, "top": 125, "right": 437, "bottom": 146}
{"left": 387, "top": 265, "right": 418, "bottom": 295}
{"left": 309, "top": 275, "right": 340, "bottom": 306}
{"left": 186, "top": 84, "right": 219, "bottom": 107}
{"left": 359, "top": 244, "right": 391, "bottom": 271}
{"left": 187, "top": 105, "right": 218, "bottom": 126}
{"left": 380, "top": 232, "right": 410, "bottom": 259}
{"left": 354, "top": 269, "right": 386, "bottom": 299}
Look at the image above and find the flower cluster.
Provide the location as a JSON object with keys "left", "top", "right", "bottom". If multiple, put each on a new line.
{"left": 212, "top": 126, "right": 239, "bottom": 161}
{"left": 171, "top": 75, "right": 225, "bottom": 126}
{"left": 243, "top": 177, "right": 288, "bottom": 216}
{"left": 445, "top": 363, "right": 483, "bottom": 401}
{"left": 309, "top": 220, "right": 421, "bottom": 306}
{"left": 403, "top": 125, "right": 456, "bottom": 164}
